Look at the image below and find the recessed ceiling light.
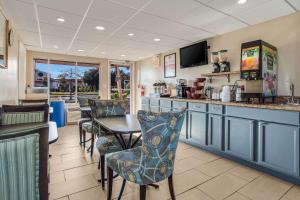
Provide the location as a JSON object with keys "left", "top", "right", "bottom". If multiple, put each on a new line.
{"left": 237, "top": 0, "right": 247, "bottom": 4}
{"left": 153, "top": 38, "right": 161, "bottom": 42}
{"left": 53, "top": 45, "right": 59, "bottom": 49}
{"left": 128, "top": 33, "right": 134, "bottom": 36}
{"left": 96, "top": 26, "right": 105, "bottom": 30}
{"left": 101, "top": 52, "right": 106, "bottom": 54}
{"left": 121, "top": 54, "right": 126, "bottom": 57}
{"left": 78, "top": 49, "right": 84, "bottom": 52}
{"left": 57, "top": 17, "right": 65, "bottom": 22}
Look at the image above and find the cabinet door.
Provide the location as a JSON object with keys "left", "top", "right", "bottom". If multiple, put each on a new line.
{"left": 173, "top": 108, "right": 188, "bottom": 139}
{"left": 150, "top": 106, "right": 160, "bottom": 112}
{"left": 160, "top": 107, "right": 172, "bottom": 112}
{"left": 208, "top": 114, "right": 223, "bottom": 150}
{"left": 141, "top": 104, "right": 149, "bottom": 111}
{"left": 225, "top": 117, "right": 255, "bottom": 161}
{"left": 258, "top": 122, "right": 300, "bottom": 176}
{"left": 189, "top": 111, "right": 207, "bottom": 145}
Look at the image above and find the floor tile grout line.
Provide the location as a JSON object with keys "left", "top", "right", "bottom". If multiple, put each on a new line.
{"left": 228, "top": 170, "right": 262, "bottom": 183}
{"left": 277, "top": 185, "right": 294, "bottom": 200}
{"left": 233, "top": 173, "right": 266, "bottom": 199}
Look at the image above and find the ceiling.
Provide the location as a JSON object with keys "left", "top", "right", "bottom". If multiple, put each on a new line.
{"left": 0, "top": 0, "right": 298, "bottom": 61}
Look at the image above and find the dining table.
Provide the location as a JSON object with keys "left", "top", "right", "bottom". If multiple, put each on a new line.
{"left": 94, "top": 114, "right": 142, "bottom": 149}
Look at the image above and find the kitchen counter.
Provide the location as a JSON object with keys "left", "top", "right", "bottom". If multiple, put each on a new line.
{"left": 156, "top": 97, "right": 300, "bottom": 112}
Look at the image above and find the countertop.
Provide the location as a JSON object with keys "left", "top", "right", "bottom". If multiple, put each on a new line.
{"left": 149, "top": 97, "right": 300, "bottom": 112}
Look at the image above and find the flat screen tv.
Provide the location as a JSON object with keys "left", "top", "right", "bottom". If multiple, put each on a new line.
{"left": 180, "top": 41, "right": 208, "bottom": 68}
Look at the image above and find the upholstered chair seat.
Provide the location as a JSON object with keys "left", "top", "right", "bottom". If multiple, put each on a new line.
{"left": 82, "top": 121, "right": 93, "bottom": 133}
{"left": 106, "top": 110, "right": 186, "bottom": 200}
{"left": 96, "top": 135, "right": 142, "bottom": 155}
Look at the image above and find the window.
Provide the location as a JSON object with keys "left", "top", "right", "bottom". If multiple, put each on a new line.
{"left": 34, "top": 59, "right": 48, "bottom": 87}
{"left": 110, "top": 64, "right": 130, "bottom": 100}
{"left": 34, "top": 59, "right": 100, "bottom": 103}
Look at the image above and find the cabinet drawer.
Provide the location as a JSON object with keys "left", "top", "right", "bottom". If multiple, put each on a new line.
{"left": 150, "top": 98, "right": 160, "bottom": 106}
{"left": 141, "top": 97, "right": 150, "bottom": 105}
{"left": 226, "top": 106, "right": 300, "bottom": 126}
{"left": 189, "top": 102, "right": 207, "bottom": 112}
{"left": 173, "top": 101, "right": 187, "bottom": 109}
{"left": 160, "top": 100, "right": 172, "bottom": 108}
{"left": 209, "top": 104, "right": 224, "bottom": 115}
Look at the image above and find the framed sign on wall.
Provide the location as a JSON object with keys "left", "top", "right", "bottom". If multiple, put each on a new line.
{"left": 164, "top": 53, "right": 176, "bottom": 78}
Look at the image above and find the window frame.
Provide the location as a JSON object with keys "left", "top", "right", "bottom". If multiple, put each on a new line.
{"left": 33, "top": 58, "right": 100, "bottom": 103}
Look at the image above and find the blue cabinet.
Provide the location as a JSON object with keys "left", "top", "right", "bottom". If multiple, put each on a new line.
{"left": 150, "top": 106, "right": 160, "bottom": 112}
{"left": 258, "top": 122, "right": 300, "bottom": 176}
{"left": 160, "top": 99, "right": 172, "bottom": 112}
{"left": 141, "top": 104, "right": 149, "bottom": 111}
{"left": 189, "top": 111, "right": 207, "bottom": 145}
{"left": 141, "top": 97, "right": 150, "bottom": 111}
{"left": 173, "top": 101, "right": 188, "bottom": 139}
{"left": 225, "top": 117, "right": 255, "bottom": 161}
{"left": 208, "top": 114, "right": 223, "bottom": 150}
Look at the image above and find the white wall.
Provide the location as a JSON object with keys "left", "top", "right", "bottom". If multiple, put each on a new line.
{"left": 0, "top": 21, "right": 26, "bottom": 105}
{"left": 135, "top": 12, "right": 300, "bottom": 109}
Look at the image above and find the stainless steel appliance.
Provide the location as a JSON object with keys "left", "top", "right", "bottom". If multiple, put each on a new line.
{"left": 176, "top": 85, "right": 190, "bottom": 98}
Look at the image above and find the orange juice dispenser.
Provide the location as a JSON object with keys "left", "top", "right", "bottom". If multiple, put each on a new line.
{"left": 240, "top": 40, "right": 278, "bottom": 98}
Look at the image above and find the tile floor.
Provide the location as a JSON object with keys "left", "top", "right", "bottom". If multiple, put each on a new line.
{"left": 49, "top": 125, "right": 300, "bottom": 200}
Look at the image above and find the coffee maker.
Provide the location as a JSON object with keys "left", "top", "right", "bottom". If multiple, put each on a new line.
{"left": 176, "top": 79, "right": 189, "bottom": 98}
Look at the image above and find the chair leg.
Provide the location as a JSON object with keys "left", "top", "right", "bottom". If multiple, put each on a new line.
{"left": 168, "top": 174, "right": 176, "bottom": 200}
{"left": 90, "top": 133, "right": 94, "bottom": 157}
{"left": 83, "top": 130, "right": 86, "bottom": 148}
{"left": 117, "top": 179, "right": 126, "bottom": 200}
{"left": 101, "top": 155, "right": 105, "bottom": 189}
{"left": 79, "top": 123, "right": 83, "bottom": 146}
{"left": 140, "top": 185, "right": 146, "bottom": 200}
{"left": 98, "top": 158, "right": 101, "bottom": 169}
{"left": 107, "top": 167, "right": 113, "bottom": 200}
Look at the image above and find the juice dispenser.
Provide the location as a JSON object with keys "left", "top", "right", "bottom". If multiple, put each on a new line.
{"left": 240, "top": 40, "right": 278, "bottom": 97}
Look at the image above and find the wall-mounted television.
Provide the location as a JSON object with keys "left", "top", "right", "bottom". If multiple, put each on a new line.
{"left": 180, "top": 41, "right": 208, "bottom": 68}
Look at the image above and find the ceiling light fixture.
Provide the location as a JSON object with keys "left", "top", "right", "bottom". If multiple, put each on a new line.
{"left": 237, "top": 0, "right": 247, "bottom": 4}
{"left": 57, "top": 17, "right": 65, "bottom": 22}
{"left": 78, "top": 49, "right": 84, "bottom": 52}
{"left": 153, "top": 38, "right": 161, "bottom": 42}
{"left": 101, "top": 52, "right": 106, "bottom": 54}
{"left": 96, "top": 26, "right": 105, "bottom": 30}
{"left": 128, "top": 33, "right": 134, "bottom": 36}
{"left": 53, "top": 45, "right": 59, "bottom": 49}
{"left": 121, "top": 54, "right": 126, "bottom": 57}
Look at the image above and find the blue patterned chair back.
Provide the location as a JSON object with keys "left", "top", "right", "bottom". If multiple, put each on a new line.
{"left": 1, "top": 105, "right": 49, "bottom": 125}
{"left": 137, "top": 110, "right": 186, "bottom": 183}
{"left": 88, "top": 99, "right": 129, "bottom": 119}
{"left": 0, "top": 134, "right": 40, "bottom": 200}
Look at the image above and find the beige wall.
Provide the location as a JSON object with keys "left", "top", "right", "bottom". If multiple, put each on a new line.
{"left": 136, "top": 12, "right": 300, "bottom": 108}
{"left": 26, "top": 51, "right": 110, "bottom": 99}
{"left": 0, "top": 16, "right": 26, "bottom": 105}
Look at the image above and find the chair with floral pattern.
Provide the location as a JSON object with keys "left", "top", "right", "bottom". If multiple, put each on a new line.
{"left": 106, "top": 109, "right": 186, "bottom": 200}
{"left": 88, "top": 99, "right": 141, "bottom": 189}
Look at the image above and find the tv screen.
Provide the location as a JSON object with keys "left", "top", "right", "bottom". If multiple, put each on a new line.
{"left": 180, "top": 41, "right": 208, "bottom": 68}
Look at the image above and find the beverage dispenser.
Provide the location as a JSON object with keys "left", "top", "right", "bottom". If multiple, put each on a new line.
{"left": 240, "top": 40, "right": 278, "bottom": 97}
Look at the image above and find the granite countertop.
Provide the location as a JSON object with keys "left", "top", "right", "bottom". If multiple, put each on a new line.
{"left": 155, "top": 97, "right": 300, "bottom": 112}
